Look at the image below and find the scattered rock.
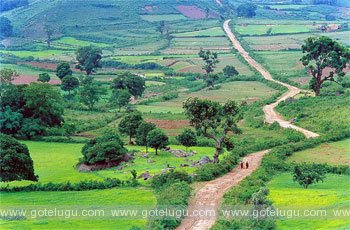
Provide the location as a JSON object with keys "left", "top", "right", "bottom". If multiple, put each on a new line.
{"left": 147, "top": 159, "right": 154, "bottom": 163}
{"left": 142, "top": 153, "right": 149, "bottom": 158}
{"left": 138, "top": 171, "right": 152, "bottom": 180}
{"left": 191, "top": 156, "right": 212, "bottom": 166}
{"left": 162, "top": 148, "right": 196, "bottom": 157}
{"left": 289, "top": 118, "right": 297, "bottom": 123}
{"left": 116, "top": 165, "right": 125, "bottom": 170}
{"left": 180, "top": 164, "right": 189, "bottom": 167}
{"left": 77, "top": 154, "right": 132, "bottom": 172}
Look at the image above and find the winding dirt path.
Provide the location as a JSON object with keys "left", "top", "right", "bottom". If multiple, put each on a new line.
{"left": 176, "top": 150, "right": 269, "bottom": 230}
{"left": 223, "top": 20, "right": 319, "bottom": 138}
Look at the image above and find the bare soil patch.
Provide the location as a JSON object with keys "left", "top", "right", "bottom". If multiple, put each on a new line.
{"left": 176, "top": 5, "right": 218, "bottom": 19}
{"left": 146, "top": 119, "right": 189, "bottom": 130}
{"left": 12, "top": 75, "right": 61, "bottom": 85}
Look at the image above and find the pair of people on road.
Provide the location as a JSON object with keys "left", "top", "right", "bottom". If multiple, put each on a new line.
{"left": 240, "top": 161, "right": 249, "bottom": 169}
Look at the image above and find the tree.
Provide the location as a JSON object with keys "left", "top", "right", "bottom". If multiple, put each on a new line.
{"left": 76, "top": 46, "right": 102, "bottom": 75}
{"left": 0, "top": 134, "right": 37, "bottom": 182}
{"left": 0, "top": 68, "right": 18, "bottom": 84}
{"left": 0, "top": 106, "right": 23, "bottom": 134}
{"left": 81, "top": 134, "right": 127, "bottom": 165}
{"left": 38, "top": 73, "right": 50, "bottom": 82}
{"left": 292, "top": 163, "right": 326, "bottom": 189}
{"left": 18, "top": 118, "right": 44, "bottom": 139}
{"left": 44, "top": 24, "right": 55, "bottom": 49}
{"left": 301, "top": 36, "right": 350, "bottom": 96}
{"left": 61, "top": 76, "right": 79, "bottom": 96}
{"left": 136, "top": 122, "right": 156, "bottom": 152}
{"left": 147, "top": 129, "right": 169, "bottom": 155}
{"left": 198, "top": 49, "right": 220, "bottom": 87}
{"left": 56, "top": 62, "right": 72, "bottom": 80}
{"left": 176, "top": 129, "right": 197, "bottom": 152}
{"left": 237, "top": 3, "right": 257, "bottom": 18}
{"left": 205, "top": 7, "right": 210, "bottom": 18}
{"left": 223, "top": 65, "right": 239, "bottom": 77}
{"left": 79, "top": 76, "right": 103, "bottom": 110}
{"left": 0, "top": 16, "right": 13, "bottom": 37}
{"left": 156, "top": 20, "right": 166, "bottom": 35}
{"left": 110, "top": 89, "right": 131, "bottom": 111}
{"left": 111, "top": 72, "right": 145, "bottom": 98}
{"left": 23, "top": 83, "right": 64, "bottom": 127}
{"left": 183, "top": 97, "right": 241, "bottom": 163}
{"left": 118, "top": 111, "right": 143, "bottom": 144}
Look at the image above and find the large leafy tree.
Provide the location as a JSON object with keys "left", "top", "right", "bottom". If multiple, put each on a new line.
{"left": 38, "top": 73, "right": 50, "bottom": 83}
{"left": 0, "top": 68, "right": 18, "bottom": 84}
{"left": 301, "top": 36, "right": 350, "bottom": 96}
{"left": 118, "top": 111, "right": 143, "bottom": 144}
{"left": 0, "top": 106, "right": 23, "bottom": 134}
{"left": 76, "top": 46, "right": 102, "bottom": 75}
{"left": 147, "top": 129, "right": 169, "bottom": 155}
{"left": 110, "top": 89, "right": 131, "bottom": 111}
{"left": 183, "top": 97, "right": 240, "bottom": 163}
{"left": 0, "top": 134, "right": 37, "bottom": 182}
{"left": 136, "top": 121, "right": 156, "bottom": 152}
{"left": 79, "top": 76, "right": 104, "bottom": 110}
{"left": 23, "top": 83, "right": 64, "bottom": 127}
{"left": 111, "top": 72, "right": 145, "bottom": 98}
{"left": 56, "top": 62, "right": 72, "bottom": 80}
{"left": 237, "top": 3, "right": 257, "bottom": 18}
{"left": 61, "top": 76, "right": 79, "bottom": 96}
{"left": 176, "top": 129, "right": 197, "bottom": 152}
{"left": 223, "top": 65, "right": 239, "bottom": 77}
{"left": 82, "top": 134, "right": 127, "bottom": 165}
{"left": 292, "top": 163, "right": 326, "bottom": 189}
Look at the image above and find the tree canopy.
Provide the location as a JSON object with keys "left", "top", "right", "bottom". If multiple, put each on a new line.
{"left": 0, "top": 16, "right": 13, "bottom": 37}
{"left": 147, "top": 129, "right": 169, "bottom": 155}
{"left": 183, "top": 97, "right": 241, "bottom": 163}
{"left": 76, "top": 46, "right": 102, "bottom": 75}
{"left": 292, "top": 163, "right": 326, "bottom": 189}
{"left": 237, "top": 3, "right": 257, "bottom": 18}
{"left": 118, "top": 111, "right": 143, "bottom": 144}
{"left": 111, "top": 72, "right": 145, "bottom": 98}
{"left": 0, "top": 134, "right": 37, "bottom": 182}
{"left": 79, "top": 76, "right": 104, "bottom": 110}
{"left": 136, "top": 121, "right": 156, "bottom": 152}
{"left": 110, "top": 89, "right": 131, "bottom": 111}
{"left": 176, "top": 129, "right": 197, "bottom": 152}
{"left": 38, "top": 73, "right": 50, "bottom": 82}
{"left": 56, "top": 62, "right": 72, "bottom": 80}
{"left": 301, "top": 36, "right": 350, "bottom": 96}
{"left": 61, "top": 76, "right": 79, "bottom": 95}
{"left": 223, "top": 65, "right": 239, "bottom": 77}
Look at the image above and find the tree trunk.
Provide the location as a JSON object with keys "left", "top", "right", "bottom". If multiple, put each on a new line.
{"left": 146, "top": 145, "right": 148, "bottom": 153}
{"left": 129, "top": 134, "right": 132, "bottom": 144}
{"left": 155, "top": 148, "right": 158, "bottom": 155}
{"left": 213, "top": 148, "right": 220, "bottom": 163}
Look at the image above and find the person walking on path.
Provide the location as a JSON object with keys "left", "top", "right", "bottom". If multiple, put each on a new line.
{"left": 240, "top": 161, "right": 244, "bottom": 169}
{"left": 246, "top": 161, "right": 249, "bottom": 169}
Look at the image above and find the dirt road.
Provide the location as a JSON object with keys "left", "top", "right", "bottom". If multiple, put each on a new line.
{"left": 223, "top": 20, "right": 319, "bottom": 138}
{"left": 176, "top": 150, "right": 269, "bottom": 230}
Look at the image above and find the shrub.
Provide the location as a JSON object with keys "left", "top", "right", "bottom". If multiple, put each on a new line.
{"left": 151, "top": 171, "right": 192, "bottom": 191}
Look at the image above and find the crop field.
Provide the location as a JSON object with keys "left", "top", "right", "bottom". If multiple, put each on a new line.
{"left": 137, "top": 81, "right": 278, "bottom": 113}
{"left": 268, "top": 5, "right": 309, "bottom": 10}
{"left": 235, "top": 24, "right": 317, "bottom": 36}
{"left": 140, "top": 14, "right": 187, "bottom": 22}
{"left": 287, "top": 139, "right": 350, "bottom": 165}
{"left": 173, "top": 27, "right": 225, "bottom": 37}
{"left": 0, "top": 188, "right": 155, "bottom": 229}
{"left": 268, "top": 173, "right": 350, "bottom": 230}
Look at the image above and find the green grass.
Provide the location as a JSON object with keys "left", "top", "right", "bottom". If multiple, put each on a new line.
{"left": 0, "top": 50, "right": 74, "bottom": 61}
{"left": 140, "top": 14, "right": 186, "bottom": 22}
{"left": 173, "top": 27, "right": 225, "bottom": 37}
{"left": 235, "top": 24, "right": 316, "bottom": 36}
{"left": 269, "top": 4, "right": 309, "bottom": 10}
{"left": 268, "top": 173, "right": 350, "bottom": 230}
{"left": 0, "top": 141, "right": 222, "bottom": 187}
{"left": 0, "top": 188, "right": 155, "bottom": 229}
{"left": 137, "top": 81, "right": 277, "bottom": 113}
{"left": 0, "top": 63, "right": 53, "bottom": 76}
{"left": 287, "top": 139, "right": 350, "bottom": 165}
{"left": 53, "top": 37, "right": 110, "bottom": 48}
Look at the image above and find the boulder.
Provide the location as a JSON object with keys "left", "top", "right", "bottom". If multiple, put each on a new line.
{"left": 138, "top": 171, "right": 152, "bottom": 180}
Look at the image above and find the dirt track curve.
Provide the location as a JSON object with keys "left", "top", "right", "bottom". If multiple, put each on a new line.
{"left": 176, "top": 150, "right": 269, "bottom": 230}
{"left": 223, "top": 20, "right": 319, "bottom": 139}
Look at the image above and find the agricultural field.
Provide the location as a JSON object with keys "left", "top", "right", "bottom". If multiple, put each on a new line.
{"left": 287, "top": 139, "right": 350, "bottom": 165}
{"left": 268, "top": 173, "right": 350, "bottom": 230}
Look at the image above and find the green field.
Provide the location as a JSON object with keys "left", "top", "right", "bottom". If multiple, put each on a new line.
{"left": 268, "top": 173, "right": 350, "bottom": 229}
{"left": 173, "top": 27, "right": 225, "bottom": 37}
{"left": 137, "top": 81, "right": 277, "bottom": 113}
{"left": 235, "top": 24, "right": 316, "bottom": 36}
{"left": 141, "top": 14, "right": 186, "bottom": 22}
{"left": 287, "top": 139, "right": 350, "bottom": 165}
{"left": 0, "top": 188, "right": 155, "bottom": 229}
{"left": 269, "top": 5, "right": 309, "bottom": 10}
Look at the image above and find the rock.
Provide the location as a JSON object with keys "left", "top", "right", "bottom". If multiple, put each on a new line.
{"left": 138, "top": 171, "right": 152, "bottom": 180}
{"left": 198, "top": 156, "right": 212, "bottom": 165}
{"left": 180, "top": 164, "right": 189, "bottom": 167}
{"left": 162, "top": 148, "right": 195, "bottom": 157}
{"left": 142, "top": 153, "right": 149, "bottom": 158}
{"left": 116, "top": 165, "right": 125, "bottom": 170}
{"left": 289, "top": 118, "right": 297, "bottom": 123}
{"left": 147, "top": 159, "right": 154, "bottom": 163}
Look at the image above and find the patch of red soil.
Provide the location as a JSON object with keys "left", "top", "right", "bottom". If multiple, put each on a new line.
{"left": 18, "top": 61, "right": 58, "bottom": 70}
{"left": 146, "top": 119, "right": 189, "bottom": 130}
{"left": 12, "top": 75, "right": 61, "bottom": 85}
{"left": 176, "top": 5, "right": 218, "bottom": 19}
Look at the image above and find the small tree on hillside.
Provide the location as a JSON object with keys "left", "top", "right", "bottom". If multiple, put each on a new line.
{"left": 176, "top": 129, "right": 197, "bottom": 152}
{"left": 38, "top": 73, "right": 50, "bottom": 82}
{"left": 136, "top": 122, "right": 156, "bottom": 153}
{"left": 198, "top": 49, "right": 220, "bottom": 87}
{"left": 183, "top": 97, "right": 241, "bottom": 163}
{"left": 118, "top": 111, "right": 143, "bottom": 144}
{"left": 0, "top": 134, "right": 37, "bottom": 182}
{"left": 223, "top": 65, "right": 239, "bottom": 77}
{"left": 0, "top": 16, "right": 13, "bottom": 38}
{"left": 76, "top": 46, "right": 102, "bottom": 75}
{"left": 292, "top": 163, "right": 326, "bottom": 189}
{"left": 237, "top": 3, "right": 257, "bottom": 18}
{"left": 61, "top": 76, "right": 79, "bottom": 96}
{"left": 147, "top": 129, "right": 169, "bottom": 155}
{"left": 0, "top": 68, "right": 18, "bottom": 84}
{"left": 56, "top": 62, "right": 72, "bottom": 80}
{"left": 301, "top": 36, "right": 350, "bottom": 96}
{"left": 110, "top": 89, "right": 131, "bottom": 111}
{"left": 79, "top": 76, "right": 103, "bottom": 110}
{"left": 156, "top": 20, "right": 166, "bottom": 35}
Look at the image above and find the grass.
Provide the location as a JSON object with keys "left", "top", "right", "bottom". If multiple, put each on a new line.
{"left": 287, "top": 139, "right": 350, "bottom": 165}
{"left": 0, "top": 141, "right": 223, "bottom": 187}
{"left": 140, "top": 14, "right": 186, "bottom": 22}
{"left": 268, "top": 173, "right": 350, "bottom": 229}
{"left": 0, "top": 50, "right": 74, "bottom": 61}
{"left": 235, "top": 24, "right": 315, "bottom": 36}
{"left": 269, "top": 5, "right": 309, "bottom": 10}
{"left": 173, "top": 27, "right": 225, "bottom": 37}
{"left": 137, "top": 81, "right": 277, "bottom": 113}
{"left": 53, "top": 37, "right": 111, "bottom": 48}
{"left": 0, "top": 188, "right": 155, "bottom": 229}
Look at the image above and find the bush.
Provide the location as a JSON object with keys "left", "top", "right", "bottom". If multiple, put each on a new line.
{"left": 151, "top": 171, "right": 192, "bottom": 190}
